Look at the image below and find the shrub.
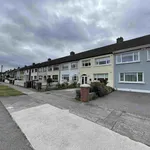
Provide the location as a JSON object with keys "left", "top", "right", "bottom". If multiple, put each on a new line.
{"left": 47, "top": 77, "right": 53, "bottom": 86}
{"left": 99, "top": 78, "right": 108, "bottom": 86}
{"left": 90, "top": 82, "right": 114, "bottom": 97}
{"left": 68, "top": 82, "right": 77, "bottom": 88}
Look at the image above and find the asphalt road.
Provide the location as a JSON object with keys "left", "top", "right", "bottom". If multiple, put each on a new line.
{"left": 0, "top": 100, "right": 33, "bottom": 150}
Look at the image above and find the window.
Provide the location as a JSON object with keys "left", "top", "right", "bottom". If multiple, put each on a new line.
{"left": 53, "top": 65, "right": 59, "bottom": 71}
{"left": 94, "top": 73, "right": 108, "bottom": 81}
{"left": 71, "top": 62, "right": 78, "bottom": 69}
{"left": 43, "top": 67, "right": 47, "bottom": 72}
{"left": 32, "top": 69, "right": 34, "bottom": 73}
{"left": 39, "top": 76, "right": 42, "bottom": 80}
{"left": 72, "top": 74, "right": 78, "bottom": 82}
{"left": 48, "top": 66, "right": 52, "bottom": 71}
{"left": 147, "top": 50, "right": 150, "bottom": 60}
{"left": 35, "top": 69, "right": 37, "bottom": 72}
{"left": 119, "top": 72, "right": 144, "bottom": 83}
{"left": 116, "top": 52, "right": 140, "bottom": 64}
{"left": 62, "top": 64, "right": 69, "bottom": 70}
{"left": 27, "top": 70, "right": 28, "bottom": 73}
{"left": 34, "top": 76, "right": 37, "bottom": 80}
{"left": 39, "top": 68, "right": 42, "bottom": 72}
{"left": 62, "top": 74, "right": 69, "bottom": 82}
{"left": 82, "top": 59, "right": 91, "bottom": 67}
{"left": 52, "top": 75, "right": 58, "bottom": 82}
{"left": 95, "top": 57, "right": 110, "bottom": 65}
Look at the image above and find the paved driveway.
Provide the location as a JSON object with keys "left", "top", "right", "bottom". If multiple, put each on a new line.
{"left": 90, "top": 91, "right": 150, "bottom": 118}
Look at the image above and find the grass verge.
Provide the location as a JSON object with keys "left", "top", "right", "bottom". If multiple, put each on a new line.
{"left": 0, "top": 85, "right": 23, "bottom": 96}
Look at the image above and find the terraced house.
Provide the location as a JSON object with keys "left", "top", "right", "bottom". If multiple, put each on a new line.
{"left": 114, "top": 35, "right": 150, "bottom": 93}
{"left": 5, "top": 34, "right": 150, "bottom": 93}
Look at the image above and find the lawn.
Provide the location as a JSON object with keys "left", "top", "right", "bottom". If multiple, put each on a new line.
{"left": 0, "top": 85, "right": 23, "bottom": 96}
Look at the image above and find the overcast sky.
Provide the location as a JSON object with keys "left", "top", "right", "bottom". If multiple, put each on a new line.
{"left": 0, "top": 0, "right": 150, "bottom": 71}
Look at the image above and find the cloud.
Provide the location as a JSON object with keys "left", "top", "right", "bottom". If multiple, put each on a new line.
{"left": 0, "top": 0, "right": 150, "bottom": 71}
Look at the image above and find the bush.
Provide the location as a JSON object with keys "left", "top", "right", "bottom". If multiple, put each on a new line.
{"left": 68, "top": 82, "right": 77, "bottom": 88}
{"left": 90, "top": 82, "right": 114, "bottom": 97}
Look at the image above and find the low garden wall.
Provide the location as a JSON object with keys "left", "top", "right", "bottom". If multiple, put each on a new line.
{"left": 14, "top": 80, "right": 24, "bottom": 87}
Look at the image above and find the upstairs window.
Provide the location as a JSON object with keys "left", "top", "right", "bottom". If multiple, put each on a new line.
{"left": 82, "top": 59, "right": 91, "bottom": 67}
{"left": 95, "top": 57, "right": 110, "bottom": 66}
{"left": 35, "top": 69, "right": 37, "bottom": 72}
{"left": 39, "top": 68, "right": 42, "bottom": 72}
{"left": 32, "top": 69, "right": 34, "bottom": 73}
{"left": 53, "top": 65, "right": 59, "bottom": 71}
{"left": 71, "top": 62, "right": 78, "bottom": 69}
{"left": 62, "top": 64, "right": 69, "bottom": 70}
{"left": 116, "top": 52, "right": 140, "bottom": 64}
{"left": 147, "top": 50, "right": 150, "bottom": 60}
{"left": 43, "top": 67, "right": 47, "bottom": 72}
{"left": 48, "top": 66, "right": 52, "bottom": 71}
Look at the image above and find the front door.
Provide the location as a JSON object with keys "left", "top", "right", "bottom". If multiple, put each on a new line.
{"left": 82, "top": 75, "right": 87, "bottom": 84}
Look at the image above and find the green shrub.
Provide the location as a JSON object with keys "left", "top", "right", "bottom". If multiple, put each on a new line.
{"left": 68, "top": 82, "right": 77, "bottom": 88}
{"left": 90, "top": 82, "right": 114, "bottom": 97}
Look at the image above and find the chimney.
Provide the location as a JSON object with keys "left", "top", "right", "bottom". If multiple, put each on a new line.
{"left": 70, "top": 51, "right": 75, "bottom": 56}
{"left": 32, "top": 63, "right": 35, "bottom": 65}
{"left": 117, "top": 37, "right": 124, "bottom": 44}
{"left": 48, "top": 58, "right": 51, "bottom": 61}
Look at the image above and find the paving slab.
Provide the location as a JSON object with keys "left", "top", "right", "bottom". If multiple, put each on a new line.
{"left": 0, "top": 101, "right": 33, "bottom": 150}
{"left": 1, "top": 95, "right": 45, "bottom": 113}
{"left": 113, "top": 113, "right": 150, "bottom": 146}
{"left": 11, "top": 104, "right": 150, "bottom": 150}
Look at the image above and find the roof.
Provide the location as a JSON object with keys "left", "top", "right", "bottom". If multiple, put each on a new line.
{"left": 20, "top": 34, "right": 150, "bottom": 69}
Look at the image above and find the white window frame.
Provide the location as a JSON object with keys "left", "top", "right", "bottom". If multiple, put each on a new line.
{"left": 62, "top": 64, "right": 69, "bottom": 70}
{"left": 71, "top": 62, "right": 78, "bottom": 69}
{"left": 116, "top": 51, "right": 140, "bottom": 64}
{"left": 52, "top": 75, "right": 58, "bottom": 82}
{"left": 48, "top": 66, "right": 52, "bottom": 71}
{"left": 95, "top": 57, "right": 110, "bottom": 66}
{"left": 43, "top": 67, "right": 47, "bottom": 72}
{"left": 119, "top": 72, "right": 144, "bottom": 84}
{"left": 94, "top": 73, "right": 108, "bottom": 81}
{"left": 147, "top": 50, "right": 150, "bottom": 61}
{"left": 53, "top": 65, "right": 59, "bottom": 71}
{"left": 62, "top": 74, "right": 69, "bottom": 82}
{"left": 82, "top": 59, "right": 91, "bottom": 67}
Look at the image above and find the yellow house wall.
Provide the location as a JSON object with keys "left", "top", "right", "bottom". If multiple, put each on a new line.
{"left": 79, "top": 54, "right": 114, "bottom": 87}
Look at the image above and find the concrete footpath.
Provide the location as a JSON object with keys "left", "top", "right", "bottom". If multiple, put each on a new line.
{"left": 9, "top": 104, "right": 150, "bottom": 150}
{"left": 0, "top": 101, "right": 33, "bottom": 150}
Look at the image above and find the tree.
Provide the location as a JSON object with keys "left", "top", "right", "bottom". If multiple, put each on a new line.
{"left": 47, "top": 77, "right": 53, "bottom": 86}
